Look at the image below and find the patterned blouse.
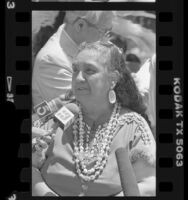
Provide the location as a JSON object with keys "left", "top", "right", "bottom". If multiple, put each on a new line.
{"left": 40, "top": 111, "right": 156, "bottom": 196}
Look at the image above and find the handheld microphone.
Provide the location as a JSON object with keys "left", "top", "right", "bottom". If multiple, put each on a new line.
{"left": 115, "top": 147, "right": 140, "bottom": 196}
{"left": 53, "top": 103, "right": 79, "bottom": 131}
{"left": 32, "top": 96, "right": 74, "bottom": 127}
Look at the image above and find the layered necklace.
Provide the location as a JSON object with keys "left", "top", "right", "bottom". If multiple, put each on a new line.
{"left": 73, "top": 103, "right": 121, "bottom": 184}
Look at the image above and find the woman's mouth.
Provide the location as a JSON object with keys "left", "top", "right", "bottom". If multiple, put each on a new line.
{"left": 75, "top": 87, "right": 89, "bottom": 94}
{"left": 76, "top": 87, "right": 87, "bottom": 90}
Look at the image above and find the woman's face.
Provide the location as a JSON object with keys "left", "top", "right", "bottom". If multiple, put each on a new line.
{"left": 72, "top": 49, "right": 111, "bottom": 105}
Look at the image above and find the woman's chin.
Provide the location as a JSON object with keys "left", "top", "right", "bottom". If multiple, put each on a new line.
{"left": 75, "top": 91, "right": 90, "bottom": 101}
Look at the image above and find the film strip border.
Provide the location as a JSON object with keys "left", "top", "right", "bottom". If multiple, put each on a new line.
{"left": 157, "top": 0, "right": 184, "bottom": 199}
{"left": 4, "top": 0, "right": 184, "bottom": 199}
{"left": 5, "top": 1, "right": 31, "bottom": 199}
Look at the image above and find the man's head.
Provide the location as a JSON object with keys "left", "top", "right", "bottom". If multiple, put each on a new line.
{"left": 64, "top": 11, "right": 114, "bottom": 44}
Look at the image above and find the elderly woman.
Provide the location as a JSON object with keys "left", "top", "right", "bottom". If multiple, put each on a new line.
{"left": 32, "top": 40, "right": 156, "bottom": 196}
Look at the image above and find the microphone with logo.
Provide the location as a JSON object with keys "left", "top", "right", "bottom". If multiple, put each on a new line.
{"left": 53, "top": 103, "right": 79, "bottom": 131}
{"left": 32, "top": 100, "right": 62, "bottom": 127}
{"left": 32, "top": 95, "right": 76, "bottom": 127}
{"left": 32, "top": 99, "right": 79, "bottom": 130}
{"left": 33, "top": 104, "right": 79, "bottom": 173}
{"left": 115, "top": 147, "right": 140, "bottom": 196}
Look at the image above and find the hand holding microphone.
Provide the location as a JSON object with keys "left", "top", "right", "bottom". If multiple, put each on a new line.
{"left": 32, "top": 126, "right": 57, "bottom": 169}
{"left": 32, "top": 95, "right": 79, "bottom": 175}
{"left": 32, "top": 137, "right": 49, "bottom": 169}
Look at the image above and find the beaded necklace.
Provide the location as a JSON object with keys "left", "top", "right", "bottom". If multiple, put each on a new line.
{"left": 73, "top": 103, "right": 121, "bottom": 184}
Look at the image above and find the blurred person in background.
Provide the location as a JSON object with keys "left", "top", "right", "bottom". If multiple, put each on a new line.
{"left": 32, "top": 11, "right": 66, "bottom": 65}
{"left": 112, "top": 11, "right": 155, "bottom": 64}
{"left": 126, "top": 53, "right": 141, "bottom": 73}
{"left": 133, "top": 54, "right": 156, "bottom": 137}
{"left": 109, "top": 32, "right": 141, "bottom": 74}
{"left": 32, "top": 11, "right": 114, "bottom": 107}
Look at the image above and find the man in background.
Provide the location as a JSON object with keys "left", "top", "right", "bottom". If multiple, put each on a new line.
{"left": 32, "top": 11, "right": 114, "bottom": 106}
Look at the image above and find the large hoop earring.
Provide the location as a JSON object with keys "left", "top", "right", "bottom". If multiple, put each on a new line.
{"left": 109, "top": 89, "right": 116, "bottom": 104}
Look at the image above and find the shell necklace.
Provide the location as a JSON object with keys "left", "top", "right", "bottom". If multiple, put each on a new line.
{"left": 73, "top": 103, "right": 121, "bottom": 183}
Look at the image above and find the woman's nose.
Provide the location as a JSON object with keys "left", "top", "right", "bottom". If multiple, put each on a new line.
{"left": 76, "top": 71, "right": 85, "bottom": 81}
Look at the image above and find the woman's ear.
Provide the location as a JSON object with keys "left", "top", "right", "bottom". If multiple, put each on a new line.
{"left": 110, "top": 70, "right": 120, "bottom": 87}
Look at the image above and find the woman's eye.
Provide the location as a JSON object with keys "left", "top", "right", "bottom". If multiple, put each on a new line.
{"left": 85, "top": 69, "right": 95, "bottom": 74}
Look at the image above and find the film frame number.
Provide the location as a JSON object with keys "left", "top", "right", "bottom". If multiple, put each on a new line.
{"left": 7, "top": 93, "right": 14, "bottom": 103}
{"left": 7, "top": 0, "right": 16, "bottom": 9}
{"left": 6, "top": 76, "right": 14, "bottom": 103}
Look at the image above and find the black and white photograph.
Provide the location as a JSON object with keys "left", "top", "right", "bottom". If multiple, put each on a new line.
{"left": 32, "top": 10, "right": 156, "bottom": 196}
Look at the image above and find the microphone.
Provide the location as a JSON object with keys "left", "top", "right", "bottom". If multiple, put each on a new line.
{"left": 32, "top": 96, "right": 75, "bottom": 127}
{"left": 53, "top": 103, "right": 79, "bottom": 131}
{"left": 32, "top": 103, "right": 79, "bottom": 141}
{"left": 115, "top": 147, "right": 140, "bottom": 196}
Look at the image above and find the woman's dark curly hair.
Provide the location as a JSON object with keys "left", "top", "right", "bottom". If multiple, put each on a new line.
{"left": 77, "top": 40, "right": 147, "bottom": 118}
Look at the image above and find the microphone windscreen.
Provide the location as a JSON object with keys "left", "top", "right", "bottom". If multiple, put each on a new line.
{"left": 54, "top": 103, "right": 79, "bottom": 130}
